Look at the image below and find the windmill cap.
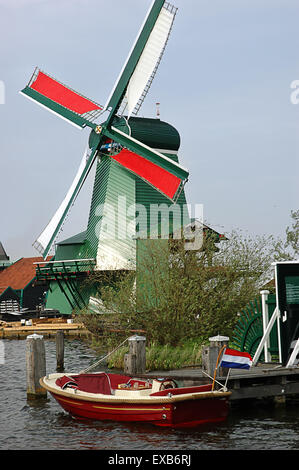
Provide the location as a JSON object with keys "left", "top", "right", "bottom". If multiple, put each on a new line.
{"left": 90, "top": 116, "right": 180, "bottom": 152}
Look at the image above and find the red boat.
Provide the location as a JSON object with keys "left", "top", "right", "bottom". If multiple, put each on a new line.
{"left": 40, "top": 372, "right": 231, "bottom": 428}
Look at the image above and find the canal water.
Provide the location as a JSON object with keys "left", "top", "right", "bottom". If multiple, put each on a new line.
{"left": 1, "top": 338, "right": 299, "bottom": 451}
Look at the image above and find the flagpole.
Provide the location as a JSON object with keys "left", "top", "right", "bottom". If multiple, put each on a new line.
{"left": 212, "top": 344, "right": 227, "bottom": 391}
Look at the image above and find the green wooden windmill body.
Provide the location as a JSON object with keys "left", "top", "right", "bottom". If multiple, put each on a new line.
{"left": 43, "top": 116, "right": 189, "bottom": 314}
{"left": 85, "top": 116, "right": 189, "bottom": 264}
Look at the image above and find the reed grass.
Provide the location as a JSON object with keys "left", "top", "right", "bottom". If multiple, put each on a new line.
{"left": 107, "top": 340, "right": 203, "bottom": 371}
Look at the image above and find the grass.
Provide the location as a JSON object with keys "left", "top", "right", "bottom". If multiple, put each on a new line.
{"left": 107, "top": 339, "right": 204, "bottom": 371}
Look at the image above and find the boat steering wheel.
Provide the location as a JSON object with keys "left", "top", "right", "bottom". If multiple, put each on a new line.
{"left": 159, "top": 379, "right": 178, "bottom": 391}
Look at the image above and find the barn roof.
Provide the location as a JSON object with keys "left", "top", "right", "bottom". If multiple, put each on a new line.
{"left": 0, "top": 256, "right": 51, "bottom": 292}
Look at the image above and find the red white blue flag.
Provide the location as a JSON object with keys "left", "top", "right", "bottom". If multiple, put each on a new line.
{"left": 220, "top": 348, "right": 252, "bottom": 370}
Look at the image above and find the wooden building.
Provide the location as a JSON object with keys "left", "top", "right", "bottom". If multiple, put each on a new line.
{"left": 0, "top": 256, "right": 51, "bottom": 320}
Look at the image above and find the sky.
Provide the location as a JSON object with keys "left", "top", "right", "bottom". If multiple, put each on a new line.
{"left": 0, "top": 0, "right": 298, "bottom": 261}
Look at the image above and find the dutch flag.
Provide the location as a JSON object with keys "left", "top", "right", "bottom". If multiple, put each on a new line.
{"left": 220, "top": 348, "right": 252, "bottom": 370}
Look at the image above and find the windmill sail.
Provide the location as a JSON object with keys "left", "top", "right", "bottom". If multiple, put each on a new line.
{"left": 20, "top": 68, "right": 103, "bottom": 129}
{"left": 104, "top": 0, "right": 177, "bottom": 121}
{"left": 110, "top": 148, "right": 182, "bottom": 200}
{"left": 103, "top": 125, "right": 188, "bottom": 201}
{"left": 33, "top": 147, "right": 98, "bottom": 259}
{"left": 124, "top": 4, "right": 177, "bottom": 117}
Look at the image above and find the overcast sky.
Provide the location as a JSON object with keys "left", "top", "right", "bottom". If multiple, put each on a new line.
{"left": 0, "top": 0, "right": 298, "bottom": 260}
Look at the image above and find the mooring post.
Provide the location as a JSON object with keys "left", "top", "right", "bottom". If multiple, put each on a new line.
{"left": 202, "top": 335, "right": 229, "bottom": 378}
{"left": 124, "top": 335, "right": 146, "bottom": 375}
{"left": 56, "top": 330, "right": 64, "bottom": 372}
{"left": 260, "top": 290, "right": 271, "bottom": 362}
{"left": 26, "top": 333, "right": 47, "bottom": 400}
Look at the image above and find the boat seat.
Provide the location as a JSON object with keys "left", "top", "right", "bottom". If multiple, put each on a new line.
{"left": 56, "top": 373, "right": 112, "bottom": 395}
{"left": 55, "top": 373, "right": 152, "bottom": 395}
{"left": 150, "top": 384, "right": 213, "bottom": 396}
{"left": 118, "top": 379, "right": 152, "bottom": 390}
{"left": 55, "top": 375, "right": 78, "bottom": 390}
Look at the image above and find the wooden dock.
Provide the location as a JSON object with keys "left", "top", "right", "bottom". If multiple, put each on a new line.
{"left": 144, "top": 364, "right": 299, "bottom": 403}
{"left": 0, "top": 318, "right": 90, "bottom": 339}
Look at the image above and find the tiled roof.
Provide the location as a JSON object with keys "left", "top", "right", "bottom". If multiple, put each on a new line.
{"left": 0, "top": 257, "right": 51, "bottom": 292}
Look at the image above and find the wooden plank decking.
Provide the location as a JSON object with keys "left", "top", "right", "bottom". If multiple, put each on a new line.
{"left": 143, "top": 364, "right": 299, "bottom": 403}
{"left": 0, "top": 318, "right": 90, "bottom": 339}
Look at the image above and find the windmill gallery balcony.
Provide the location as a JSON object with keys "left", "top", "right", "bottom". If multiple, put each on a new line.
{"left": 34, "top": 259, "right": 96, "bottom": 283}
{"left": 34, "top": 259, "right": 96, "bottom": 311}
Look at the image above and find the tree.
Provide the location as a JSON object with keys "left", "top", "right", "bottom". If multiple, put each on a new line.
{"left": 273, "top": 210, "right": 299, "bottom": 261}
{"left": 84, "top": 229, "right": 276, "bottom": 346}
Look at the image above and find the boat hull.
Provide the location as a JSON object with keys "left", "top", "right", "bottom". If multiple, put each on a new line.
{"left": 40, "top": 373, "right": 231, "bottom": 428}
{"left": 49, "top": 390, "right": 230, "bottom": 428}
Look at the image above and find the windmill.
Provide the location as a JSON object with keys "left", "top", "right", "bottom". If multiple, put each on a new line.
{"left": 20, "top": 0, "right": 191, "bottom": 313}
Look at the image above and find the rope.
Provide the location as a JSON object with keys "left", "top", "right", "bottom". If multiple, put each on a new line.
{"left": 201, "top": 369, "right": 227, "bottom": 390}
{"left": 124, "top": 116, "right": 132, "bottom": 136}
{"left": 79, "top": 337, "right": 130, "bottom": 374}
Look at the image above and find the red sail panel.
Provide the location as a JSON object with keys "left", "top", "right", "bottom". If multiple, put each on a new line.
{"left": 111, "top": 149, "right": 181, "bottom": 200}
{"left": 30, "top": 71, "right": 102, "bottom": 114}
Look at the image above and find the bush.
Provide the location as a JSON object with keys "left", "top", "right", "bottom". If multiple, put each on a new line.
{"left": 89, "top": 230, "right": 276, "bottom": 345}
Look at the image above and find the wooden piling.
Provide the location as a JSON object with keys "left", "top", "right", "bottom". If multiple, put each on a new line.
{"left": 202, "top": 335, "right": 229, "bottom": 378}
{"left": 56, "top": 330, "right": 64, "bottom": 372}
{"left": 124, "top": 335, "right": 146, "bottom": 375}
{"left": 26, "top": 333, "right": 47, "bottom": 400}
